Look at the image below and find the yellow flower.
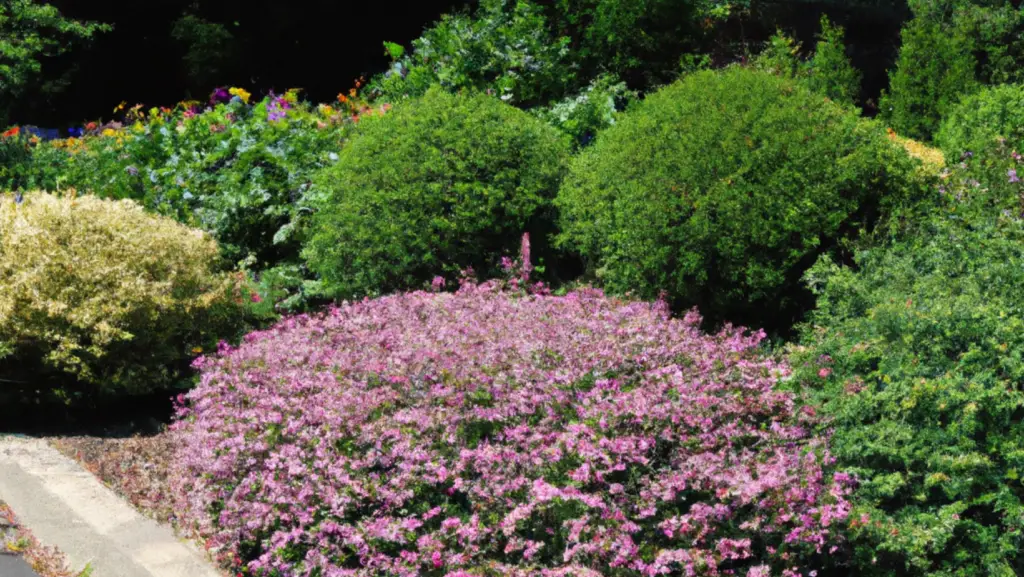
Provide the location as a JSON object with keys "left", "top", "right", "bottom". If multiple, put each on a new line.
{"left": 113, "top": 101, "right": 126, "bottom": 113}
{"left": 229, "top": 87, "right": 251, "bottom": 104}
{"left": 191, "top": 346, "right": 203, "bottom": 354}
{"left": 101, "top": 128, "right": 117, "bottom": 138}
{"left": 284, "top": 88, "right": 301, "bottom": 104}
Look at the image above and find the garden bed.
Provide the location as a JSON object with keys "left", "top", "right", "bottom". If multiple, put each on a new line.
{"left": 47, "top": 434, "right": 176, "bottom": 526}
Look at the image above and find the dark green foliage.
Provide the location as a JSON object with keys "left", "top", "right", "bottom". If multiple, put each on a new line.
{"left": 879, "top": 6, "right": 978, "bottom": 141}
{"left": 793, "top": 147, "right": 1024, "bottom": 576}
{"left": 304, "top": 88, "right": 571, "bottom": 299}
{"left": 544, "top": 0, "right": 707, "bottom": 89}
{"left": 805, "top": 16, "right": 862, "bottom": 105}
{"left": 556, "top": 66, "right": 919, "bottom": 331}
{"left": 937, "top": 83, "right": 1024, "bottom": 158}
{"left": 0, "top": 0, "right": 109, "bottom": 124}
{"left": 754, "top": 16, "right": 861, "bottom": 107}
{"left": 370, "top": 0, "right": 575, "bottom": 107}
{"left": 880, "top": 0, "right": 1024, "bottom": 141}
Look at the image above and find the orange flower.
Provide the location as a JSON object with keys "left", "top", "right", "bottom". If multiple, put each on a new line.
{"left": 2, "top": 126, "right": 19, "bottom": 138}
{"left": 337, "top": 93, "right": 348, "bottom": 104}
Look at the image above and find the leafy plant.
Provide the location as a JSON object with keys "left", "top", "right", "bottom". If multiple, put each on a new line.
{"left": 170, "top": 274, "right": 852, "bottom": 576}
{"left": 0, "top": 0, "right": 109, "bottom": 124}
{"left": 556, "top": 66, "right": 920, "bottom": 332}
{"left": 792, "top": 146, "right": 1024, "bottom": 576}
{"left": 754, "top": 16, "right": 862, "bottom": 107}
{"left": 370, "top": 0, "right": 574, "bottom": 107}
{"left": 8, "top": 88, "right": 372, "bottom": 311}
{"left": 304, "top": 87, "right": 571, "bottom": 299}
{"left": 937, "top": 82, "right": 1024, "bottom": 158}
{"left": 0, "top": 191, "right": 251, "bottom": 403}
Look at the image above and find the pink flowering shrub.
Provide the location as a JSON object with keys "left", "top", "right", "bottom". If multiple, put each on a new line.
{"left": 170, "top": 279, "right": 851, "bottom": 577}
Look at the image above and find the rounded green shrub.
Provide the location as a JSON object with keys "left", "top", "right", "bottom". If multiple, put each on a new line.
{"left": 305, "top": 87, "right": 571, "bottom": 298}
{"left": 937, "top": 83, "right": 1024, "bottom": 158}
{"left": 0, "top": 191, "right": 250, "bottom": 404}
{"left": 556, "top": 66, "right": 919, "bottom": 330}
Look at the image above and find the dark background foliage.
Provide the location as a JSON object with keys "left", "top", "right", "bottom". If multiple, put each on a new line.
{"left": 13, "top": 0, "right": 912, "bottom": 127}
{"left": 12, "top": 0, "right": 468, "bottom": 126}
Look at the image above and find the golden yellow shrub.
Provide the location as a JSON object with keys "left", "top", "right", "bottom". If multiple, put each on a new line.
{"left": 0, "top": 191, "right": 248, "bottom": 401}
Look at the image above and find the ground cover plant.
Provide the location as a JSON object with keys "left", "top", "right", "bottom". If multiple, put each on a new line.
{"left": 170, "top": 266, "right": 854, "bottom": 577}
{"left": 0, "top": 191, "right": 250, "bottom": 404}
{"left": 790, "top": 145, "right": 1024, "bottom": 576}
{"left": 556, "top": 66, "right": 920, "bottom": 332}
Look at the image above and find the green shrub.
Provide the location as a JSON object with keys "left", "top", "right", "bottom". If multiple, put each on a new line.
{"left": 305, "top": 88, "right": 571, "bottom": 299}
{"left": 879, "top": 0, "right": 1024, "bottom": 141}
{"left": 754, "top": 16, "right": 861, "bottom": 107}
{"left": 0, "top": 191, "right": 251, "bottom": 403}
{"left": 791, "top": 146, "right": 1024, "bottom": 576}
{"left": 880, "top": 9, "right": 978, "bottom": 141}
{"left": 370, "top": 0, "right": 574, "bottom": 107}
{"left": 937, "top": 82, "right": 1024, "bottom": 158}
{"left": 556, "top": 66, "right": 919, "bottom": 331}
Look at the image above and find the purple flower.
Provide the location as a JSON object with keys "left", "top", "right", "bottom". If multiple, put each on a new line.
{"left": 209, "top": 87, "right": 231, "bottom": 106}
{"left": 168, "top": 281, "right": 849, "bottom": 577}
{"left": 1009, "top": 168, "right": 1020, "bottom": 183}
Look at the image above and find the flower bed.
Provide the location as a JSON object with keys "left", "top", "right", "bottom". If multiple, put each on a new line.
{"left": 170, "top": 279, "right": 852, "bottom": 576}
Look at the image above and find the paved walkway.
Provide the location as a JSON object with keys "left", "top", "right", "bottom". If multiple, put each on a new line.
{"left": 0, "top": 435, "right": 221, "bottom": 577}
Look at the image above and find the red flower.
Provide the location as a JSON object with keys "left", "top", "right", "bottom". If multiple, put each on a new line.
{"left": 2, "top": 126, "right": 19, "bottom": 138}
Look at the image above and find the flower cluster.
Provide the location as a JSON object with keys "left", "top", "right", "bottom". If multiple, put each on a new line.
{"left": 170, "top": 280, "right": 851, "bottom": 576}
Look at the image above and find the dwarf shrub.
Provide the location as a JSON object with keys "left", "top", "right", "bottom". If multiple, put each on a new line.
{"left": 171, "top": 277, "right": 852, "bottom": 576}
{"left": 792, "top": 148, "right": 1024, "bottom": 575}
{"left": 556, "top": 66, "right": 919, "bottom": 331}
{"left": 0, "top": 192, "right": 249, "bottom": 403}
{"left": 305, "top": 88, "right": 571, "bottom": 299}
{"left": 937, "top": 83, "right": 1024, "bottom": 158}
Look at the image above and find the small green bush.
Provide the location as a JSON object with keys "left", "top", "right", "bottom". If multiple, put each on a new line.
{"left": 0, "top": 191, "right": 250, "bottom": 403}
{"left": 556, "top": 66, "right": 919, "bottom": 330}
{"left": 754, "top": 16, "right": 861, "bottom": 107}
{"left": 792, "top": 146, "right": 1024, "bottom": 576}
{"left": 937, "top": 83, "right": 1024, "bottom": 158}
{"left": 880, "top": 10, "right": 978, "bottom": 141}
{"left": 305, "top": 88, "right": 571, "bottom": 298}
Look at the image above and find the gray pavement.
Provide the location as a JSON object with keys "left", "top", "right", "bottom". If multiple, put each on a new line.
{"left": 0, "top": 553, "right": 42, "bottom": 577}
{"left": 0, "top": 435, "right": 221, "bottom": 577}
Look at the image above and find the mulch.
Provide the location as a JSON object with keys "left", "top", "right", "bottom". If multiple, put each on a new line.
{"left": 47, "top": 433, "right": 177, "bottom": 525}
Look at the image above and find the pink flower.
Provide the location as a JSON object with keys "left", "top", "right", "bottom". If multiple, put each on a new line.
{"left": 432, "top": 551, "right": 442, "bottom": 569}
{"left": 818, "top": 368, "right": 832, "bottom": 379}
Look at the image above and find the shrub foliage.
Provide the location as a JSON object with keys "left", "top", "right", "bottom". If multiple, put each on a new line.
{"left": 792, "top": 147, "right": 1024, "bottom": 576}
{"left": 171, "top": 278, "right": 851, "bottom": 577}
{"left": 937, "top": 82, "right": 1024, "bottom": 158}
{"left": 0, "top": 192, "right": 248, "bottom": 402}
{"left": 556, "top": 66, "right": 917, "bottom": 330}
{"left": 305, "top": 88, "right": 571, "bottom": 299}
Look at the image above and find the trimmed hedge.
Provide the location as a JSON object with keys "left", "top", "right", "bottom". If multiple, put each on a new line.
{"left": 556, "top": 66, "right": 919, "bottom": 331}
{"left": 305, "top": 87, "right": 571, "bottom": 298}
{"left": 0, "top": 191, "right": 249, "bottom": 403}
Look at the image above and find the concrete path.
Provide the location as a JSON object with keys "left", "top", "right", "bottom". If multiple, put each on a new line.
{"left": 0, "top": 435, "right": 222, "bottom": 577}
{"left": 1, "top": 509, "right": 42, "bottom": 577}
